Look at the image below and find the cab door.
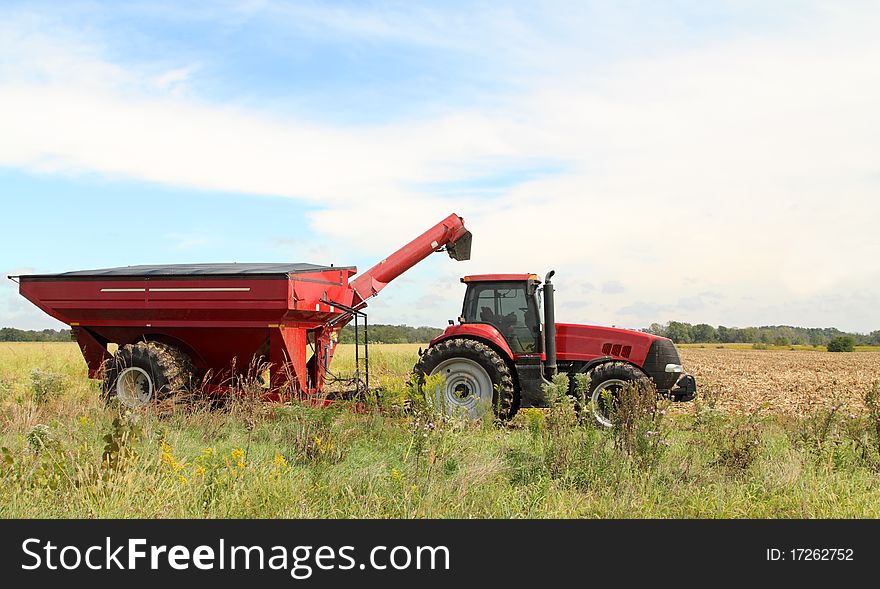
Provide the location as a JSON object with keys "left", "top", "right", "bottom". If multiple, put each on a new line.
{"left": 462, "top": 282, "right": 541, "bottom": 354}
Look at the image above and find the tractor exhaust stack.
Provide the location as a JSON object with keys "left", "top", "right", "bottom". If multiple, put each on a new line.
{"left": 543, "top": 270, "right": 557, "bottom": 379}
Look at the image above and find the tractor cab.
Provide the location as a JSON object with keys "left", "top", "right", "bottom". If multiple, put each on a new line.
{"left": 460, "top": 274, "right": 543, "bottom": 354}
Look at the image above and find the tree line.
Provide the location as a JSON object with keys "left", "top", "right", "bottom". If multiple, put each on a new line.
{"left": 642, "top": 321, "right": 880, "bottom": 346}
{"left": 338, "top": 324, "right": 444, "bottom": 344}
{"left": 0, "top": 327, "right": 72, "bottom": 342}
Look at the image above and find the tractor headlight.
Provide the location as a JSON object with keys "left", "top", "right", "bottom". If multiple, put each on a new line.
{"left": 665, "top": 363, "right": 683, "bottom": 373}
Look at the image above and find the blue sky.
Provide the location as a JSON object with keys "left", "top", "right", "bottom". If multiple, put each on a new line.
{"left": 2, "top": 1, "right": 879, "bottom": 332}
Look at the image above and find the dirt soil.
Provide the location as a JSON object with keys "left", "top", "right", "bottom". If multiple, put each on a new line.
{"left": 679, "top": 348, "right": 880, "bottom": 416}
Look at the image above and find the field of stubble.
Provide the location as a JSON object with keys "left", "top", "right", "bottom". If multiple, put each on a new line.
{"left": 680, "top": 348, "right": 880, "bottom": 416}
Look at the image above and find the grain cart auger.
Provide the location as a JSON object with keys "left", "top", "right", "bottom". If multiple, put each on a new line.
{"left": 414, "top": 271, "right": 697, "bottom": 425}
{"left": 11, "top": 213, "right": 472, "bottom": 408}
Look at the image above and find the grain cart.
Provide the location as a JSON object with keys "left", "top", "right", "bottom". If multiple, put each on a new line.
{"left": 414, "top": 271, "right": 696, "bottom": 425}
{"left": 12, "top": 214, "right": 472, "bottom": 408}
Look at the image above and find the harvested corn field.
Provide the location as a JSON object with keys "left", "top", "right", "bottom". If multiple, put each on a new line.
{"left": 680, "top": 348, "right": 880, "bottom": 416}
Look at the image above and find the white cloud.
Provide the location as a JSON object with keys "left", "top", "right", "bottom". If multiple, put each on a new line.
{"left": 1, "top": 267, "right": 67, "bottom": 330}
{"left": 1, "top": 4, "right": 880, "bottom": 331}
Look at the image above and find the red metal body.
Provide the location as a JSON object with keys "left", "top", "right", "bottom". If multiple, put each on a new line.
{"left": 438, "top": 270, "right": 664, "bottom": 366}
{"left": 553, "top": 323, "right": 661, "bottom": 365}
{"left": 431, "top": 322, "right": 661, "bottom": 365}
{"left": 15, "top": 214, "right": 472, "bottom": 399}
{"left": 462, "top": 274, "right": 534, "bottom": 282}
{"left": 427, "top": 270, "right": 696, "bottom": 409}
{"left": 432, "top": 323, "right": 516, "bottom": 359}
{"left": 351, "top": 214, "right": 469, "bottom": 308}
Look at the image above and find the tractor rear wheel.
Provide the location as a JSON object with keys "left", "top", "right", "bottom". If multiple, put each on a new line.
{"left": 103, "top": 341, "right": 194, "bottom": 410}
{"left": 413, "top": 338, "right": 516, "bottom": 420}
{"left": 586, "top": 361, "right": 649, "bottom": 428}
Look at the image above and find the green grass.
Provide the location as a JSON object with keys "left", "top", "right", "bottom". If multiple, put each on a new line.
{"left": 3, "top": 342, "right": 880, "bottom": 518}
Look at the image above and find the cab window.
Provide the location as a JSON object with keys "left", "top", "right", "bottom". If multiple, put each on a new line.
{"left": 463, "top": 282, "right": 540, "bottom": 353}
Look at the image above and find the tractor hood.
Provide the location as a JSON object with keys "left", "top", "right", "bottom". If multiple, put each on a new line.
{"left": 554, "top": 323, "right": 667, "bottom": 367}
{"left": 554, "top": 323, "right": 685, "bottom": 391}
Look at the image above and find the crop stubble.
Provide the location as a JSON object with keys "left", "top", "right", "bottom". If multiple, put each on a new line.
{"left": 680, "top": 348, "right": 880, "bottom": 416}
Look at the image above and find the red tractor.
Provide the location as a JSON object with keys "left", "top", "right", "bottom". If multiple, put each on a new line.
{"left": 414, "top": 272, "right": 696, "bottom": 425}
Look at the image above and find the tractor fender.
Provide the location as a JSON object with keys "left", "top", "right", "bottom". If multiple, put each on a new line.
{"left": 429, "top": 323, "right": 517, "bottom": 362}
{"left": 426, "top": 324, "right": 522, "bottom": 410}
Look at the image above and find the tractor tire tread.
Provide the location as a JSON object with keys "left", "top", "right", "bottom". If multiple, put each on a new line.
{"left": 103, "top": 341, "right": 194, "bottom": 403}
{"left": 413, "top": 337, "right": 516, "bottom": 419}
{"left": 586, "top": 361, "right": 647, "bottom": 390}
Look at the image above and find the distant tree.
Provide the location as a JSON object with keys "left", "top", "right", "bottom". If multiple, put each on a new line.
{"left": 773, "top": 335, "right": 790, "bottom": 347}
{"left": 775, "top": 326, "right": 800, "bottom": 345}
{"left": 641, "top": 322, "right": 873, "bottom": 348}
{"left": 665, "top": 321, "right": 693, "bottom": 344}
{"left": 691, "top": 324, "right": 718, "bottom": 343}
{"left": 338, "top": 324, "right": 443, "bottom": 344}
{"left": 827, "top": 336, "right": 855, "bottom": 352}
{"left": 643, "top": 323, "right": 667, "bottom": 337}
{"left": 739, "top": 327, "right": 758, "bottom": 343}
{"left": 0, "top": 327, "right": 70, "bottom": 342}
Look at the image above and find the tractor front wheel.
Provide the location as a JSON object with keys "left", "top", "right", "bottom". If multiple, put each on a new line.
{"left": 103, "top": 341, "right": 194, "bottom": 410}
{"left": 586, "top": 361, "right": 649, "bottom": 428}
{"left": 413, "top": 338, "right": 516, "bottom": 420}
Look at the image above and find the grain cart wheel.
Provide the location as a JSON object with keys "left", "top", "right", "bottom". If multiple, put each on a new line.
{"left": 587, "top": 361, "right": 649, "bottom": 428}
{"left": 413, "top": 338, "right": 516, "bottom": 420}
{"left": 103, "top": 341, "right": 194, "bottom": 410}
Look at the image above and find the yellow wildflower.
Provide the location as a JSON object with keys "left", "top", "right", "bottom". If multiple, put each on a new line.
{"left": 230, "top": 448, "right": 246, "bottom": 469}
{"left": 160, "top": 442, "right": 180, "bottom": 471}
